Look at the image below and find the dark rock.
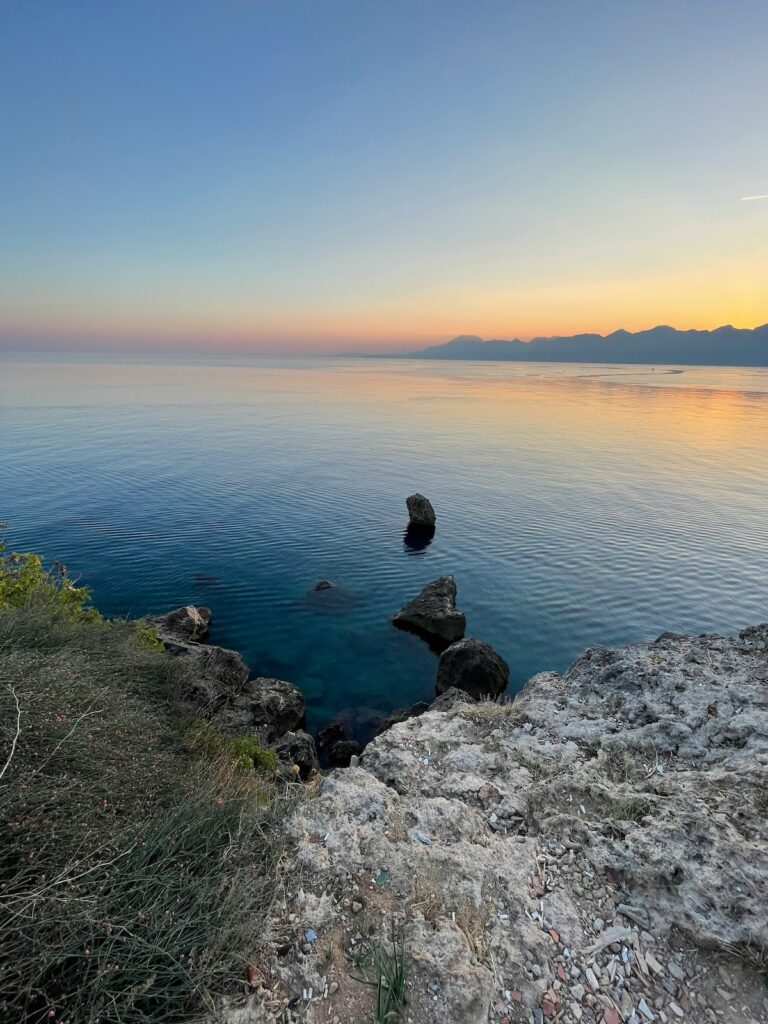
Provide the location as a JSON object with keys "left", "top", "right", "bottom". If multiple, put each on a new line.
{"left": 406, "top": 493, "right": 436, "bottom": 529}
{"left": 317, "top": 719, "right": 346, "bottom": 750}
{"left": 329, "top": 739, "right": 362, "bottom": 766}
{"left": 654, "top": 632, "right": 692, "bottom": 644}
{"left": 435, "top": 638, "right": 510, "bottom": 699}
{"left": 375, "top": 702, "right": 431, "bottom": 736}
{"left": 312, "top": 579, "right": 336, "bottom": 591}
{"left": 212, "top": 677, "right": 305, "bottom": 740}
{"left": 393, "top": 575, "right": 465, "bottom": 648}
{"left": 149, "top": 604, "right": 212, "bottom": 642}
{"left": 174, "top": 641, "right": 250, "bottom": 710}
{"left": 274, "top": 730, "right": 319, "bottom": 778}
{"left": 431, "top": 686, "right": 477, "bottom": 711}
{"left": 403, "top": 525, "right": 434, "bottom": 552}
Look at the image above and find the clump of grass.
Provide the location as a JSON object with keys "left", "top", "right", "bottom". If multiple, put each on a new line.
{"left": 0, "top": 564, "right": 297, "bottom": 1022}
{"left": 455, "top": 903, "right": 490, "bottom": 965}
{"left": 409, "top": 868, "right": 445, "bottom": 924}
{"left": 457, "top": 698, "right": 524, "bottom": 727}
{"left": 720, "top": 939, "right": 768, "bottom": 974}
{"left": 133, "top": 619, "right": 165, "bottom": 651}
{"left": 347, "top": 922, "right": 407, "bottom": 1024}
{"left": 185, "top": 718, "right": 279, "bottom": 774}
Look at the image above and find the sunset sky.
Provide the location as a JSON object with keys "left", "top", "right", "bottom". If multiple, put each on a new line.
{"left": 1, "top": 0, "right": 767, "bottom": 353}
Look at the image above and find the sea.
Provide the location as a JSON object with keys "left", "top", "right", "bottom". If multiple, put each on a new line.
{"left": 2, "top": 353, "right": 767, "bottom": 740}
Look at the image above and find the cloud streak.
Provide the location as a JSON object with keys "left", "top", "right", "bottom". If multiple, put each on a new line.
{"left": 740, "top": 194, "right": 768, "bottom": 201}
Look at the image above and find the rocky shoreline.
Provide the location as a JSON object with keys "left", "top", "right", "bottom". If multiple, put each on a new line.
{"left": 200, "top": 621, "right": 767, "bottom": 1024}
{"left": 147, "top": 597, "right": 768, "bottom": 1023}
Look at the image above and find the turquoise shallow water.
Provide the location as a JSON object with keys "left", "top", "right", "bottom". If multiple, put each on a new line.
{"left": 1, "top": 354, "right": 767, "bottom": 740}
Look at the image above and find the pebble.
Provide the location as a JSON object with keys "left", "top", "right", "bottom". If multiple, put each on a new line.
{"left": 585, "top": 967, "right": 600, "bottom": 992}
{"left": 667, "top": 961, "right": 685, "bottom": 982}
{"left": 637, "top": 997, "right": 655, "bottom": 1021}
{"left": 351, "top": 901, "right": 362, "bottom": 914}
{"left": 570, "top": 983, "right": 586, "bottom": 1000}
{"left": 594, "top": 917, "right": 605, "bottom": 933}
{"left": 645, "top": 952, "right": 664, "bottom": 975}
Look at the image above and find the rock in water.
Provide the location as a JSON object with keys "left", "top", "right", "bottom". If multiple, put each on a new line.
{"left": 406, "top": 493, "right": 436, "bottom": 529}
{"left": 436, "top": 637, "right": 510, "bottom": 699}
{"left": 312, "top": 579, "right": 335, "bottom": 591}
{"left": 212, "top": 677, "right": 305, "bottom": 739}
{"left": 149, "top": 604, "right": 212, "bottom": 642}
{"left": 393, "top": 575, "right": 466, "bottom": 648}
{"left": 316, "top": 718, "right": 346, "bottom": 750}
{"left": 274, "top": 730, "right": 319, "bottom": 778}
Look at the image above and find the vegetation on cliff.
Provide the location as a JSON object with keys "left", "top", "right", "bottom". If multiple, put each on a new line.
{"left": 0, "top": 537, "right": 295, "bottom": 1023}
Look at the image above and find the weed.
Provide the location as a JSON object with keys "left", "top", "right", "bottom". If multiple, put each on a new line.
{"left": 185, "top": 718, "right": 279, "bottom": 774}
{"left": 455, "top": 903, "right": 490, "bottom": 965}
{"left": 347, "top": 922, "right": 407, "bottom": 1024}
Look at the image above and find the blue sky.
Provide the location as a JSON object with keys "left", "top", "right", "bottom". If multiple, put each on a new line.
{"left": 1, "top": 0, "right": 766, "bottom": 351}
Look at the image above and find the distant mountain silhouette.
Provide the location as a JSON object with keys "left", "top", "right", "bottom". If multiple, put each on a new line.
{"left": 397, "top": 325, "right": 768, "bottom": 366}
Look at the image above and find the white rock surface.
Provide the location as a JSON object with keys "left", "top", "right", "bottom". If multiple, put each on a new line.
{"left": 253, "top": 625, "right": 768, "bottom": 1024}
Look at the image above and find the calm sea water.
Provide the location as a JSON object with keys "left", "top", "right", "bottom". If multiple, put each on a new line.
{"left": 2, "top": 354, "right": 767, "bottom": 740}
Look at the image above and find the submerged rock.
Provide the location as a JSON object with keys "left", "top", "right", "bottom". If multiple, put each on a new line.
{"left": 149, "top": 604, "right": 212, "bottom": 642}
{"left": 316, "top": 719, "right": 346, "bottom": 750}
{"left": 393, "top": 574, "right": 466, "bottom": 648}
{"left": 406, "top": 492, "right": 436, "bottom": 529}
{"left": 274, "top": 730, "right": 319, "bottom": 778}
{"left": 312, "top": 579, "right": 336, "bottom": 592}
{"left": 435, "top": 637, "right": 509, "bottom": 699}
{"left": 212, "top": 677, "right": 305, "bottom": 739}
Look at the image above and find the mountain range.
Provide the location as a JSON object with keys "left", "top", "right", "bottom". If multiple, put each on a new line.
{"left": 395, "top": 324, "right": 768, "bottom": 366}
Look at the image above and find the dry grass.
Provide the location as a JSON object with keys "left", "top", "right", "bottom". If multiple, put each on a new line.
{"left": 0, "top": 597, "right": 298, "bottom": 1023}
{"left": 455, "top": 903, "right": 490, "bottom": 966}
{"left": 456, "top": 698, "right": 526, "bottom": 728}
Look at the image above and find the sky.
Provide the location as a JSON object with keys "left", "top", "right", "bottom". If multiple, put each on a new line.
{"left": 1, "top": 0, "right": 767, "bottom": 354}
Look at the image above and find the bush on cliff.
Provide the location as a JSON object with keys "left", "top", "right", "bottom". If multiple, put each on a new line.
{"left": 0, "top": 542, "right": 297, "bottom": 1023}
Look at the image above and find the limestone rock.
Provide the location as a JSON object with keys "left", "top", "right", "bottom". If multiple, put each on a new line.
{"left": 375, "top": 701, "right": 431, "bottom": 736}
{"left": 406, "top": 492, "right": 436, "bottom": 528}
{"left": 393, "top": 575, "right": 466, "bottom": 648}
{"left": 435, "top": 637, "right": 510, "bottom": 699}
{"left": 431, "top": 685, "right": 477, "bottom": 711}
{"left": 149, "top": 604, "right": 211, "bottom": 642}
{"left": 259, "top": 625, "right": 768, "bottom": 1023}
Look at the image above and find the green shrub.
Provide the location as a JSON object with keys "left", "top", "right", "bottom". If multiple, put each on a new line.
{"left": 133, "top": 619, "right": 164, "bottom": 650}
{"left": 0, "top": 529, "right": 100, "bottom": 622}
